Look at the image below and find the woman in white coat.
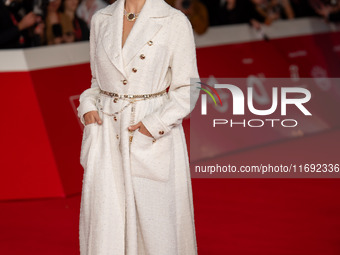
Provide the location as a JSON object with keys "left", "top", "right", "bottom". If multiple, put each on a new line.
{"left": 77, "top": 0, "right": 201, "bottom": 254}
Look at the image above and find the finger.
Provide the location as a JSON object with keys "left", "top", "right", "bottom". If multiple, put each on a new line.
{"left": 94, "top": 112, "right": 102, "bottom": 124}
{"left": 128, "top": 124, "right": 138, "bottom": 131}
{"left": 128, "top": 121, "right": 141, "bottom": 131}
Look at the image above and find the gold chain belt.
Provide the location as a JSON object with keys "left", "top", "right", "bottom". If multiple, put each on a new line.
{"left": 99, "top": 88, "right": 168, "bottom": 99}
{"left": 97, "top": 88, "right": 169, "bottom": 144}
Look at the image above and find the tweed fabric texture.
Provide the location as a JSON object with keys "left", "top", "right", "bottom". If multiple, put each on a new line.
{"left": 77, "top": 0, "right": 201, "bottom": 254}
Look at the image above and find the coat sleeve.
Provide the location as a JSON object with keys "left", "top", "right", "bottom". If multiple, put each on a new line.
{"left": 76, "top": 12, "right": 100, "bottom": 126}
{"left": 141, "top": 13, "right": 201, "bottom": 140}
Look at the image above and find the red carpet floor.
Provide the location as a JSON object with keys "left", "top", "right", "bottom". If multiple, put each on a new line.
{"left": 1, "top": 130, "right": 340, "bottom": 255}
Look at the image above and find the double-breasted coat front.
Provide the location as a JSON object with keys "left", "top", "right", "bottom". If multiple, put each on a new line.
{"left": 77, "top": 0, "right": 201, "bottom": 254}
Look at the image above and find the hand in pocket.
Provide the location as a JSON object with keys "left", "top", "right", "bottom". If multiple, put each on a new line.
{"left": 128, "top": 121, "right": 153, "bottom": 138}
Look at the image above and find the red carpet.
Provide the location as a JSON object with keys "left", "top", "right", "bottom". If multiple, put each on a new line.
{"left": 1, "top": 129, "right": 339, "bottom": 255}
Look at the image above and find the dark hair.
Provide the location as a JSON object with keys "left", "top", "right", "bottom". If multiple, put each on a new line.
{"left": 58, "top": 0, "right": 80, "bottom": 13}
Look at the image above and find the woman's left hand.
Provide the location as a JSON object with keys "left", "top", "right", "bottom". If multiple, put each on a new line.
{"left": 128, "top": 121, "right": 153, "bottom": 137}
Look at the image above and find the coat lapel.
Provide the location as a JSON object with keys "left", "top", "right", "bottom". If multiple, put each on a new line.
{"left": 99, "top": 0, "right": 170, "bottom": 79}
{"left": 100, "top": 0, "right": 126, "bottom": 78}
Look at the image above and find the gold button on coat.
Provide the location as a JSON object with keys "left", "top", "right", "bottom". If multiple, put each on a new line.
{"left": 122, "top": 79, "right": 128, "bottom": 85}
{"left": 140, "top": 54, "right": 145, "bottom": 59}
{"left": 159, "top": 130, "right": 164, "bottom": 135}
{"left": 132, "top": 68, "right": 137, "bottom": 73}
{"left": 147, "top": 40, "right": 153, "bottom": 46}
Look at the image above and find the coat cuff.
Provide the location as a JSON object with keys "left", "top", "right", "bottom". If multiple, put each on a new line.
{"left": 141, "top": 113, "right": 171, "bottom": 140}
{"left": 77, "top": 101, "right": 98, "bottom": 126}
{"left": 77, "top": 87, "right": 100, "bottom": 126}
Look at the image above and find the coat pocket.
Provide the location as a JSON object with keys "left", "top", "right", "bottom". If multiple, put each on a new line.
{"left": 80, "top": 122, "right": 98, "bottom": 169}
{"left": 130, "top": 129, "right": 172, "bottom": 182}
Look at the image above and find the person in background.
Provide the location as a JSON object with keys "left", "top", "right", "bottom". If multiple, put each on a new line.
{"left": 311, "top": 0, "right": 340, "bottom": 22}
{"left": 217, "top": 0, "right": 253, "bottom": 25}
{"left": 165, "top": 0, "right": 209, "bottom": 34}
{"left": 59, "top": 0, "right": 89, "bottom": 42}
{"left": 45, "top": 0, "right": 63, "bottom": 44}
{"left": 289, "top": 0, "right": 317, "bottom": 18}
{"left": 76, "top": 0, "right": 108, "bottom": 29}
{"left": 0, "top": 0, "right": 45, "bottom": 48}
{"left": 249, "top": 0, "right": 294, "bottom": 28}
{"left": 199, "top": 0, "right": 222, "bottom": 26}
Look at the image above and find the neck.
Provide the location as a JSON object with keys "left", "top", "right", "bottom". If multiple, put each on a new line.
{"left": 124, "top": 0, "right": 146, "bottom": 13}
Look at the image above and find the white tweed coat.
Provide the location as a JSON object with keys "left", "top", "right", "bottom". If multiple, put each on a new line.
{"left": 77, "top": 0, "right": 200, "bottom": 254}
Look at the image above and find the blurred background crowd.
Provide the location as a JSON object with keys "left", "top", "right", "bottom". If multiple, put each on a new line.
{"left": 1, "top": 0, "right": 340, "bottom": 49}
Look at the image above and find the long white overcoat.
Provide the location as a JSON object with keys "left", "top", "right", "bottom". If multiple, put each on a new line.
{"left": 77, "top": 0, "right": 201, "bottom": 254}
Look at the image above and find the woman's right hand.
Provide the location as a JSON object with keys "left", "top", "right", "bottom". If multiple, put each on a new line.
{"left": 84, "top": 110, "right": 102, "bottom": 125}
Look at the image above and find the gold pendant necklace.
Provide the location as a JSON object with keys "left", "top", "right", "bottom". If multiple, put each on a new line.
{"left": 124, "top": 8, "right": 141, "bottom": 21}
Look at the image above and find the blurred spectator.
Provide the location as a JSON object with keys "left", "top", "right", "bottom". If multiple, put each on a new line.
{"left": 217, "top": 0, "right": 253, "bottom": 25}
{"left": 166, "top": 0, "right": 209, "bottom": 34}
{"left": 45, "top": 0, "right": 63, "bottom": 44}
{"left": 290, "top": 0, "right": 318, "bottom": 18}
{"left": 59, "top": 0, "right": 89, "bottom": 42}
{"left": 311, "top": 0, "right": 340, "bottom": 22}
{"left": 199, "top": 0, "right": 220, "bottom": 26}
{"left": 249, "top": 0, "right": 294, "bottom": 27}
{"left": 0, "top": 0, "right": 45, "bottom": 48}
{"left": 76, "top": 0, "right": 108, "bottom": 29}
